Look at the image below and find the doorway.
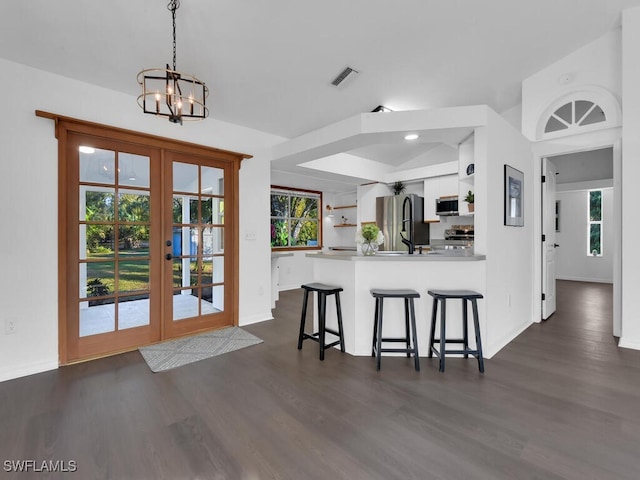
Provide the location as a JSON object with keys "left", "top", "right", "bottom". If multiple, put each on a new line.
{"left": 51, "top": 115, "right": 248, "bottom": 363}
{"left": 539, "top": 145, "right": 619, "bottom": 334}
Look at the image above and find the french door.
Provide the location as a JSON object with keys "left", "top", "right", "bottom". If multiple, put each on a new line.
{"left": 162, "top": 151, "right": 234, "bottom": 338}
{"left": 57, "top": 118, "right": 244, "bottom": 363}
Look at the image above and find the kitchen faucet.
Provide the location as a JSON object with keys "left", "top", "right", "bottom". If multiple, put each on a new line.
{"left": 400, "top": 196, "right": 414, "bottom": 254}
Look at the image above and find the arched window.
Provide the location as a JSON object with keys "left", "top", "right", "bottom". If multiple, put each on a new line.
{"left": 536, "top": 88, "right": 621, "bottom": 140}
{"left": 544, "top": 100, "right": 606, "bottom": 134}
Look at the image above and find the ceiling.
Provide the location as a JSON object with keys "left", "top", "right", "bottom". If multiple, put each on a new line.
{"left": 2, "top": 0, "right": 640, "bottom": 142}
{"left": 550, "top": 147, "right": 613, "bottom": 184}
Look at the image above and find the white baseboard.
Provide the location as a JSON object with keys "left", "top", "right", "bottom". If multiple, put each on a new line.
{"left": 279, "top": 284, "right": 303, "bottom": 292}
{"left": 484, "top": 319, "right": 533, "bottom": 359}
{"left": 618, "top": 336, "right": 640, "bottom": 351}
{"left": 556, "top": 275, "right": 613, "bottom": 284}
{"left": 0, "top": 359, "right": 58, "bottom": 383}
{"left": 239, "top": 312, "right": 273, "bottom": 326}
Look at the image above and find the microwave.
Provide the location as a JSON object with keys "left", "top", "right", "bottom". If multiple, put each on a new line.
{"left": 436, "top": 196, "right": 459, "bottom": 216}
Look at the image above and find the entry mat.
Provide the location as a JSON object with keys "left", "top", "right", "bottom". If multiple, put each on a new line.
{"left": 139, "top": 327, "right": 263, "bottom": 373}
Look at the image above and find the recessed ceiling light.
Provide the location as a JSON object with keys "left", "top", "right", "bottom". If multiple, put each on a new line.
{"left": 404, "top": 134, "right": 419, "bottom": 141}
{"left": 79, "top": 146, "right": 95, "bottom": 154}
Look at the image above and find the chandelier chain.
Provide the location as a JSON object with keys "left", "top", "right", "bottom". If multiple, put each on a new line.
{"left": 168, "top": 0, "right": 180, "bottom": 71}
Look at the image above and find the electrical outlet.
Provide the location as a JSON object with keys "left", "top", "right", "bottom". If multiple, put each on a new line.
{"left": 5, "top": 319, "right": 16, "bottom": 335}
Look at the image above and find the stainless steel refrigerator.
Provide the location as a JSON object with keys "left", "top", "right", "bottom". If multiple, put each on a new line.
{"left": 376, "top": 194, "right": 430, "bottom": 252}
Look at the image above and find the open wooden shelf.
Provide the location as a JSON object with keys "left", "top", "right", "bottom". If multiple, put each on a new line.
{"left": 333, "top": 204, "right": 357, "bottom": 210}
{"left": 334, "top": 223, "right": 357, "bottom": 228}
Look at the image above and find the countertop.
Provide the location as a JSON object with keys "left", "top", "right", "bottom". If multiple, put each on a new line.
{"left": 306, "top": 251, "right": 485, "bottom": 262}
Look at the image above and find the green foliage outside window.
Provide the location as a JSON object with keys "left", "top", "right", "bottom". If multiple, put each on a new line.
{"left": 271, "top": 189, "right": 320, "bottom": 248}
{"left": 588, "top": 190, "right": 602, "bottom": 256}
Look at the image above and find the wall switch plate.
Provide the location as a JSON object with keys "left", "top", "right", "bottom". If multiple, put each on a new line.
{"left": 5, "top": 318, "right": 16, "bottom": 335}
{"left": 245, "top": 230, "right": 257, "bottom": 241}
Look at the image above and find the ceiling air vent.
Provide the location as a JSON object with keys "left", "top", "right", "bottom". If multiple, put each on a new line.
{"left": 331, "top": 66, "right": 359, "bottom": 87}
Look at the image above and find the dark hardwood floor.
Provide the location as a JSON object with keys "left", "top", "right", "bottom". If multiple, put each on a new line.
{"left": 2, "top": 280, "right": 640, "bottom": 479}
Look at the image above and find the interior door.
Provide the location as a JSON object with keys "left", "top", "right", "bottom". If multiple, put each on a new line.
{"left": 67, "top": 133, "right": 162, "bottom": 361}
{"left": 162, "top": 151, "right": 234, "bottom": 338}
{"left": 542, "top": 157, "right": 558, "bottom": 319}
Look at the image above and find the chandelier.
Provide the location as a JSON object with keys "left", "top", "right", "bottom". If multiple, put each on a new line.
{"left": 137, "top": 0, "right": 209, "bottom": 124}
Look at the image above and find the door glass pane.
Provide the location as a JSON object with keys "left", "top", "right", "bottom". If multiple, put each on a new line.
{"left": 201, "top": 256, "right": 223, "bottom": 284}
{"left": 172, "top": 257, "right": 198, "bottom": 288}
{"left": 201, "top": 166, "right": 224, "bottom": 195}
{"left": 118, "top": 260, "right": 150, "bottom": 294}
{"left": 171, "top": 195, "right": 209, "bottom": 225}
{"left": 173, "top": 196, "right": 183, "bottom": 223}
{"left": 82, "top": 188, "right": 115, "bottom": 221}
{"left": 118, "top": 295, "right": 150, "bottom": 330}
{"left": 79, "top": 147, "right": 116, "bottom": 184}
{"left": 202, "top": 285, "right": 224, "bottom": 312}
{"left": 173, "top": 290, "right": 199, "bottom": 320}
{"left": 202, "top": 197, "right": 224, "bottom": 224}
{"left": 189, "top": 197, "right": 199, "bottom": 224}
{"left": 84, "top": 262, "right": 115, "bottom": 298}
{"left": 118, "top": 153, "right": 150, "bottom": 188}
{"left": 80, "top": 225, "right": 115, "bottom": 260}
{"left": 117, "top": 225, "right": 149, "bottom": 256}
{"left": 118, "top": 192, "right": 150, "bottom": 222}
{"left": 203, "top": 227, "right": 223, "bottom": 255}
{"left": 79, "top": 302, "right": 115, "bottom": 337}
{"left": 173, "top": 162, "right": 198, "bottom": 193}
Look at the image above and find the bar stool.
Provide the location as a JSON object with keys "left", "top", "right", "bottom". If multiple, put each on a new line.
{"left": 370, "top": 289, "right": 420, "bottom": 371}
{"left": 427, "top": 289, "right": 485, "bottom": 373}
{"left": 298, "top": 283, "right": 345, "bottom": 360}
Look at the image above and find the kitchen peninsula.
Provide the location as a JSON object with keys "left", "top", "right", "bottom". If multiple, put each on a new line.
{"left": 306, "top": 251, "right": 486, "bottom": 357}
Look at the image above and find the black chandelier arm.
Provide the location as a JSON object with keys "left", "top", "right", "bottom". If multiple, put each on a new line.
{"left": 168, "top": 0, "right": 180, "bottom": 71}
{"left": 138, "top": 0, "right": 208, "bottom": 124}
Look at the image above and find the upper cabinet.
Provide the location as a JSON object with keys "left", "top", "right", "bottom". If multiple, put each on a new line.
{"left": 424, "top": 174, "right": 458, "bottom": 222}
{"left": 458, "top": 133, "right": 475, "bottom": 216}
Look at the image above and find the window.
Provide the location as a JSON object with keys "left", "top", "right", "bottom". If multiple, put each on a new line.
{"left": 588, "top": 190, "right": 602, "bottom": 256}
{"left": 271, "top": 187, "right": 321, "bottom": 249}
{"left": 544, "top": 100, "right": 606, "bottom": 134}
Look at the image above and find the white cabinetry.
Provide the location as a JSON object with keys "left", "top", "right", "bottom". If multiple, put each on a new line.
{"left": 424, "top": 174, "right": 459, "bottom": 222}
{"left": 458, "top": 134, "right": 475, "bottom": 216}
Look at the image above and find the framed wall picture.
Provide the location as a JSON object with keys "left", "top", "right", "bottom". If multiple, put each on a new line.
{"left": 504, "top": 165, "right": 524, "bottom": 226}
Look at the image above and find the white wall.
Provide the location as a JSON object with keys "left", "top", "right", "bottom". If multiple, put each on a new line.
{"left": 478, "top": 110, "right": 535, "bottom": 355}
{"left": 0, "top": 58, "right": 282, "bottom": 381}
{"left": 556, "top": 187, "right": 613, "bottom": 283}
{"left": 620, "top": 7, "right": 640, "bottom": 350}
{"left": 521, "top": 29, "right": 622, "bottom": 140}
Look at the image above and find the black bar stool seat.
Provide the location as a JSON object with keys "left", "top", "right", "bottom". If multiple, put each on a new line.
{"left": 370, "top": 288, "right": 420, "bottom": 371}
{"left": 298, "top": 283, "right": 345, "bottom": 360}
{"left": 427, "top": 289, "right": 485, "bottom": 373}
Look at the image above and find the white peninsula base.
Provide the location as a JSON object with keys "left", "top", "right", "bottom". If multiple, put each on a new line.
{"left": 306, "top": 252, "right": 487, "bottom": 358}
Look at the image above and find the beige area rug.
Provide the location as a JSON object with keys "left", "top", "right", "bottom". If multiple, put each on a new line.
{"left": 139, "top": 327, "right": 263, "bottom": 372}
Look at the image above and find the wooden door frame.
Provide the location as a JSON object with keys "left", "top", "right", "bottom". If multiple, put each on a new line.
{"left": 36, "top": 110, "right": 251, "bottom": 364}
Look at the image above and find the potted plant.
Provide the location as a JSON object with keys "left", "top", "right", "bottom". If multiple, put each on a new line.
{"left": 464, "top": 190, "right": 475, "bottom": 213}
{"left": 392, "top": 181, "right": 406, "bottom": 195}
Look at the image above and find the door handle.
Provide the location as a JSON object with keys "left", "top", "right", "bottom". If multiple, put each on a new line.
{"left": 166, "top": 253, "right": 173, "bottom": 260}
{"left": 553, "top": 243, "right": 560, "bottom": 248}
